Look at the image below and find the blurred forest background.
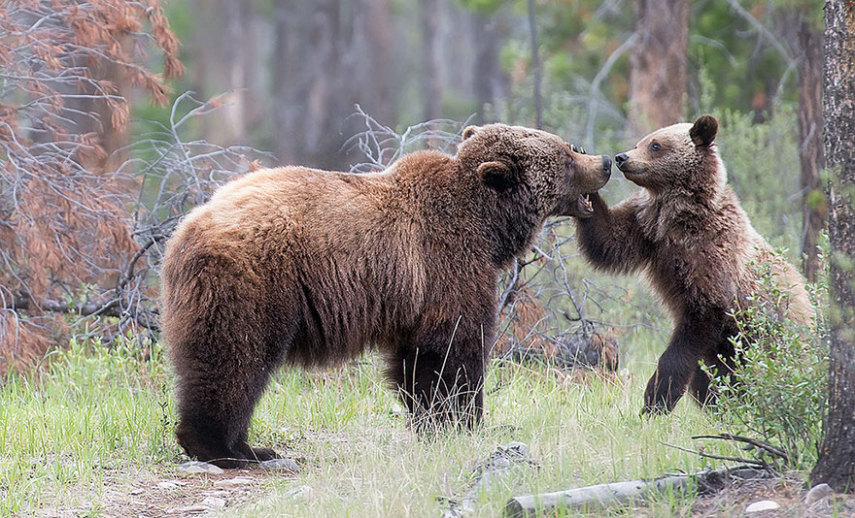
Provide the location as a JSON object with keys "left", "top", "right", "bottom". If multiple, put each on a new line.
{"left": 0, "top": 0, "right": 827, "bottom": 373}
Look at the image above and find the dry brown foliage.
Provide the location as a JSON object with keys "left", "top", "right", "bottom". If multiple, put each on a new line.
{"left": 0, "top": 0, "right": 182, "bottom": 374}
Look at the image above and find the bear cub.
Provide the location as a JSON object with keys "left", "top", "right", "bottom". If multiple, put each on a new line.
{"left": 576, "top": 114, "right": 813, "bottom": 415}
{"left": 161, "top": 124, "right": 612, "bottom": 467}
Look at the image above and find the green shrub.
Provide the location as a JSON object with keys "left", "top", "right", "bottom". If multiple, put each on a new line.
{"left": 708, "top": 248, "right": 828, "bottom": 469}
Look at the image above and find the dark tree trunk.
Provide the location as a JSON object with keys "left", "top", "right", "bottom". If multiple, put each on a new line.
{"left": 420, "top": 0, "right": 442, "bottom": 121}
{"left": 302, "top": 0, "right": 343, "bottom": 169}
{"left": 628, "top": 0, "right": 688, "bottom": 135}
{"left": 271, "top": 0, "right": 296, "bottom": 164}
{"left": 796, "top": 20, "right": 826, "bottom": 283}
{"left": 810, "top": 0, "right": 855, "bottom": 492}
{"left": 526, "top": 0, "right": 542, "bottom": 129}
{"left": 271, "top": 0, "right": 342, "bottom": 168}
{"left": 471, "top": 12, "right": 502, "bottom": 125}
{"left": 349, "top": 0, "right": 395, "bottom": 126}
{"left": 272, "top": 0, "right": 394, "bottom": 170}
{"left": 274, "top": 0, "right": 345, "bottom": 169}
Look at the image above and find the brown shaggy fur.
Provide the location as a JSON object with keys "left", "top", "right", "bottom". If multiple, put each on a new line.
{"left": 576, "top": 114, "right": 813, "bottom": 415}
{"left": 160, "top": 124, "right": 612, "bottom": 467}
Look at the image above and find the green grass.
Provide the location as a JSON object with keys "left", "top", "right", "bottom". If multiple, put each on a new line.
{"left": 0, "top": 338, "right": 177, "bottom": 515}
{"left": 0, "top": 302, "right": 755, "bottom": 517}
{"left": 239, "top": 325, "right": 729, "bottom": 518}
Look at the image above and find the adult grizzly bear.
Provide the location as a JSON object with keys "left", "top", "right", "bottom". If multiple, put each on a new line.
{"left": 575, "top": 114, "right": 813, "bottom": 415}
{"left": 161, "top": 124, "right": 612, "bottom": 467}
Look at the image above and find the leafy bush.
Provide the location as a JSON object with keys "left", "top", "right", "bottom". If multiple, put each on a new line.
{"left": 708, "top": 248, "right": 828, "bottom": 469}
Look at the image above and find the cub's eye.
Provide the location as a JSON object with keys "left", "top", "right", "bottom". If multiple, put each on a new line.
{"left": 649, "top": 142, "right": 662, "bottom": 152}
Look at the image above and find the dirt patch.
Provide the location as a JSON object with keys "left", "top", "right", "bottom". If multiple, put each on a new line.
{"left": 690, "top": 474, "right": 855, "bottom": 517}
{"left": 32, "top": 467, "right": 299, "bottom": 517}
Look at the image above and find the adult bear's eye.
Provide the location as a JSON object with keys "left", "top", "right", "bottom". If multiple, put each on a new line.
{"left": 649, "top": 142, "right": 661, "bottom": 152}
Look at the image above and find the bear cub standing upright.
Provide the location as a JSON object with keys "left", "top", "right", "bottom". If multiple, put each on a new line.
{"left": 161, "top": 124, "right": 612, "bottom": 467}
{"left": 576, "top": 114, "right": 813, "bottom": 415}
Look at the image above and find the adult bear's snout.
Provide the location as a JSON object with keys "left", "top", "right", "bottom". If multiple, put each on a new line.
{"left": 614, "top": 153, "right": 628, "bottom": 167}
{"left": 601, "top": 156, "right": 612, "bottom": 176}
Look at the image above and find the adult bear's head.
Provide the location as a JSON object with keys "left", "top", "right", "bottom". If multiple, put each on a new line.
{"left": 456, "top": 124, "right": 612, "bottom": 219}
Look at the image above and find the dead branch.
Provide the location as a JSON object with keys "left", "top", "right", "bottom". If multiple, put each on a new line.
{"left": 659, "top": 440, "right": 769, "bottom": 468}
{"left": 692, "top": 434, "right": 791, "bottom": 465}
{"left": 10, "top": 295, "right": 160, "bottom": 331}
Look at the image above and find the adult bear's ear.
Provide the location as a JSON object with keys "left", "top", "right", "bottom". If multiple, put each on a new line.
{"left": 690, "top": 114, "right": 718, "bottom": 147}
{"left": 478, "top": 161, "right": 517, "bottom": 191}
{"left": 462, "top": 125, "right": 479, "bottom": 141}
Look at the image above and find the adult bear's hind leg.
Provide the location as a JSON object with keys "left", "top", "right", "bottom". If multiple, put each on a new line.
{"left": 173, "top": 337, "right": 279, "bottom": 468}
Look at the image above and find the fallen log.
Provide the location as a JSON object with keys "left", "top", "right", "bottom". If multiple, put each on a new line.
{"left": 504, "top": 465, "right": 772, "bottom": 517}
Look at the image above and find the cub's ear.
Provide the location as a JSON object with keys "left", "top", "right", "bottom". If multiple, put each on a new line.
{"left": 462, "top": 125, "right": 480, "bottom": 141}
{"left": 478, "top": 161, "right": 516, "bottom": 191}
{"left": 690, "top": 114, "right": 718, "bottom": 147}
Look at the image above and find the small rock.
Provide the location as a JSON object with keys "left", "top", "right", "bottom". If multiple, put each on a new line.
{"left": 745, "top": 500, "right": 781, "bottom": 513}
{"left": 285, "top": 485, "right": 312, "bottom": 498}
{"left": 158, "top": 480, "right": 188, "bottom": 489}
{"left": 214, "top": 476, "right": 255, "bottom": 487}
{"left": 259, "top": 458, "right": 300, "bottom": 472}
{"left": 203, "top": 490, "right": 230, "bottom": 498}
{"left": 172, "top": 505, "right": 207, "bottom": 514}
{"left": 805, "top": 483, "right": 834, "bottom": 506}
{"left": 201, "top": 496, "right": 227, "bottom": 509}
{"left": 178, "top": 461, "right": 224, "bottom": 475}
{"left": 129, "top": 488, "right": 145, "bottom": 495}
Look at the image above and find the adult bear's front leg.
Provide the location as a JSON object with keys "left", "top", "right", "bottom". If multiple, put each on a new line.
{"left": 387, "top": 321, "right": 487, "bottom": 430}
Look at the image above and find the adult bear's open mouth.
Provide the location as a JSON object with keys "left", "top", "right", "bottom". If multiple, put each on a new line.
{"left": 577, "top": 193, "right": 594, "bottom": 216}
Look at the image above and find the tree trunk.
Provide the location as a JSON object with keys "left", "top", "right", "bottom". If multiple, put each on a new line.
{"left": 271, "top": 0, "right": 296, "bottom": 164}
{"left": 627, "top": 0, "right": 689, "bottom": 135}
{"left": 272, "top": 0, "right": 395, "bottom": 170}
{"left": 420, "top": 0, "right": 442, "bottom": 121}
{"left": 471, "top": 12, "right": 502, "bottom": 125}
{"left": 810, "top": 0, "right": 855, "bottom": 492}
{"left": 350, "top": 0, "right": 395, "bottom": 126}
{"left": 64, "top": 33, "right": 132, "bottom": 171}
{"left": 526, "top": 0, "right": 542, "bottom": 129}
{"left": 796, "top": 19, "right": 826, "bottom": 283}
{"left": 191, "top": 0, "right": 252, "bottom": 145}
{"left": 302, "top": 0, "right": 343, "bottom": 169}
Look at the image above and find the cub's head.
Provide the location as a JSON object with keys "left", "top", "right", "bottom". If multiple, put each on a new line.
{"left": 614, "top": 114, "right": 725, "bottom": 195}
{"left": 456, "top": 124, "right": 611, "bottom": 218}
